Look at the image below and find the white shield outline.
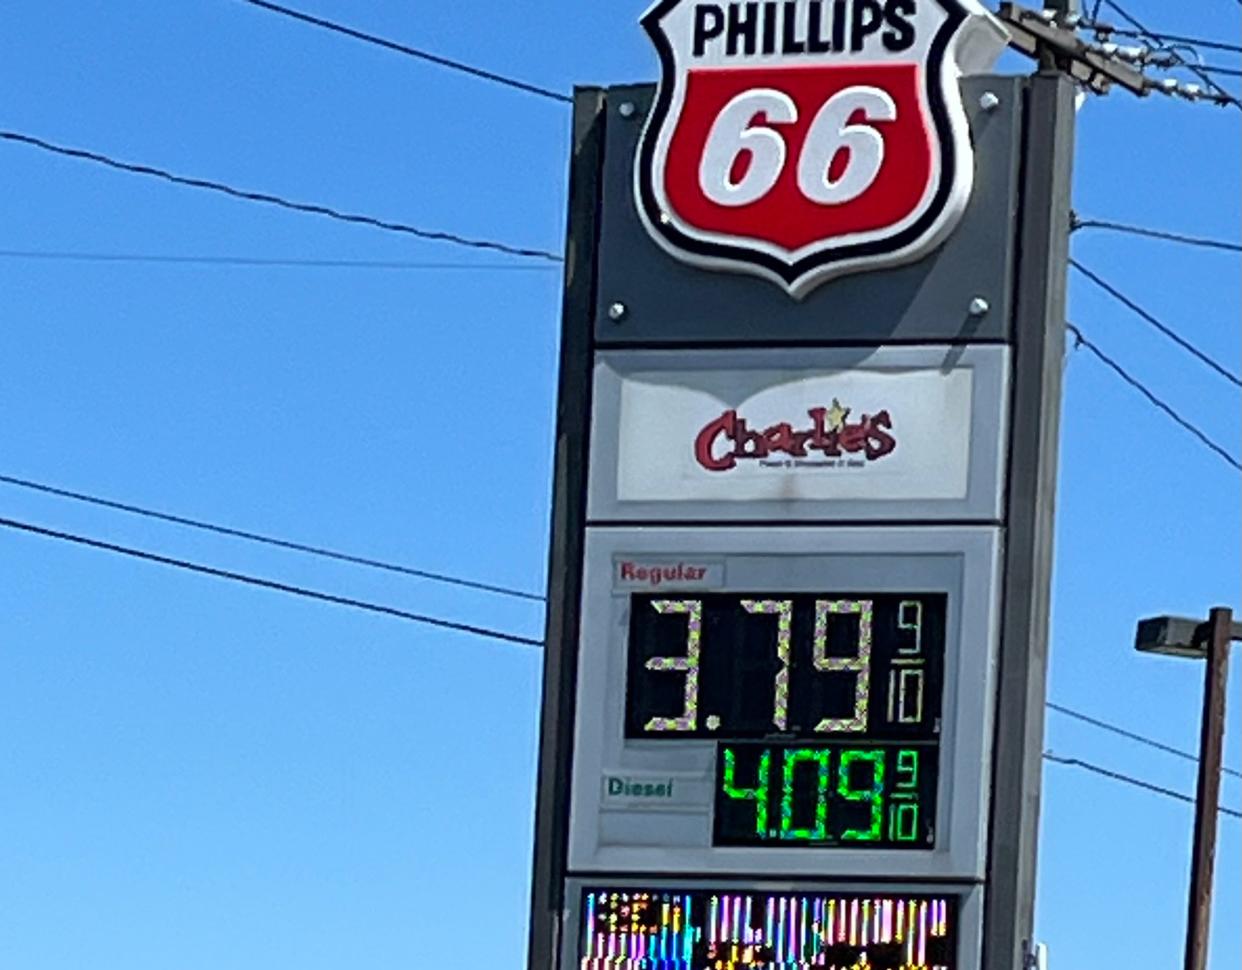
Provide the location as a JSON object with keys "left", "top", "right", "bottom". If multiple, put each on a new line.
{"left": 634, "top": 0, "right": 1008, "bottom": 299}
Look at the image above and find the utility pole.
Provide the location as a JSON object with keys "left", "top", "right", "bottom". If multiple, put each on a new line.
{"left": 1135, "top": 608, "right": 1242, "bottom": 970}
{"left": 1185, "top": 608, "right": 1233, "bottom": 970}
{"left": 989, "top": 7, "right": 1237, "bottom": 969}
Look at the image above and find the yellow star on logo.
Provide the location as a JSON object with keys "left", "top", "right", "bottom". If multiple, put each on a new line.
{"left": 824, "top": 398, "right": 850, "bottom": 431}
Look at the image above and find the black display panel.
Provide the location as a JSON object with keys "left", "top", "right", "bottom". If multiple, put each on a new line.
{"left": 579, "top": 888, "right": 959, "bottom": 969}
{"left": 626, "top": 593, "right": 946, "bottom": 741}
{"left": 713, "top": 742, "right": 937, "bottom": 849}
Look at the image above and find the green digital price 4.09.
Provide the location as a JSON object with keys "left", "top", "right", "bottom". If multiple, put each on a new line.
{"left": 713, "top": 742, "right": 936, "bottom": 849}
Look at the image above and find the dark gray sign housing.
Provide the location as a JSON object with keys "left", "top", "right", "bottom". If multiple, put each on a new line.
{"left": 528, "top": 73, "right": 1074, "bottom": 970}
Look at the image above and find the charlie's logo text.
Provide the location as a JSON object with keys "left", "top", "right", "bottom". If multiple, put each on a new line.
{"left": 694, "top": 398, "right": 896, "bottom": 471}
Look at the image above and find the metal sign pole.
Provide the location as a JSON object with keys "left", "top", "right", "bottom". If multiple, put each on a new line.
{"left": 983, "top": 72, "right": 1075, "bottom": 970}
{"left": 526, "top": 89, "right": 606, "bottom": 970}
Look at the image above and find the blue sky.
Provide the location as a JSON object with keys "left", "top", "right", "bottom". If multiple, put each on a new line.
{"left": 0, "top": 2, "right": 1238, "bottom": 968}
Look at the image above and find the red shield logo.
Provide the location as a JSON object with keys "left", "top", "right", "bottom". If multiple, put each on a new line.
{"left": 636, "top": 0, "right": 1008, "bottom": 297}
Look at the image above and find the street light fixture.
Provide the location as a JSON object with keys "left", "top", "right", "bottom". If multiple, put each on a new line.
{"left": 1135, "top": 613, "right": 1242, "bottom": 660}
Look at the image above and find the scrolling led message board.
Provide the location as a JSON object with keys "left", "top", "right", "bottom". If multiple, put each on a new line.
{"left": 627, "top": 593, "right": 945, "bottom": 848}
{"left": 578, "top": 888, "right": 958, "bottom": 970}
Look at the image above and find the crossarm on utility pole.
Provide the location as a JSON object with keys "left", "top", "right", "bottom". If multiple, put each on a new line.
{"left": 997, "top": 2, "right": 1148, "bottom": 95}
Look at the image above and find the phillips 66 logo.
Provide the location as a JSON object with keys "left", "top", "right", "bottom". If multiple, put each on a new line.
{"left": 635, "top": 0, "right": 1008, "bottom": 298}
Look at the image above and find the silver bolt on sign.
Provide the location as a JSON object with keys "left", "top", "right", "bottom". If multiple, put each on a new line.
{"left": 634, "top": 0, "right": 1011, "bottom": 299}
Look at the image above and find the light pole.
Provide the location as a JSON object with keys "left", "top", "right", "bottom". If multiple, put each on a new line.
{"left": 1134, "top": 608, "right": 1242, "bottom": 970}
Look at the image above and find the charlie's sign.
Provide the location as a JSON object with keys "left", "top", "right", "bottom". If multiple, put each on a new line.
{"left": 613, "top": 363, "right": 975, "bottom": 503}
{"left": 635, "top": 0, "right": 1007, "bottom": 296}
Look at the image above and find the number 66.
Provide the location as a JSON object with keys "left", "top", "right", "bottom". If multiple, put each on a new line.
{"left": 698, "top": 85, "right": 897, "bottom": 208}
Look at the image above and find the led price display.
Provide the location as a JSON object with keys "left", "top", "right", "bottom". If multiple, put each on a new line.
{"left": 714, "top": 743, "right": 937, "bottom": 848}
{"left": 626, "top": 593, "right": 946, "bottom": 741}
{"left": 579, "top": 888, "right": 958, "bottom": 969}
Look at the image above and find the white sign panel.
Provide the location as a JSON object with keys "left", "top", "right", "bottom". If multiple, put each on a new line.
{"left": 588, "top": 345, "right": 1010, "bottom": 523}
{"left": 618, "top": 366, "right": 973, "bottom": 502}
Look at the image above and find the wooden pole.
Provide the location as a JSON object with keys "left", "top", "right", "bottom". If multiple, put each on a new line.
{"left": 1183, "top": 607, "right": 1232, "bottom": 970}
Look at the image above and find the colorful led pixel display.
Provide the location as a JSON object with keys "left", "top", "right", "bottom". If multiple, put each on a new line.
{"left": 714, "top": 743, "right": 938, "bottom": 848}
{"left": 579, "top": 889, "right": 957, "bottom": 969}
{"left": 626, "top": 593, "right": 946, "bottom": 741}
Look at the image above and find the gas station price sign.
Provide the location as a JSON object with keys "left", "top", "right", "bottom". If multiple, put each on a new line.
{"left": 626, "top": 593, "right": 946, "bottom": 741}
{"left": 714, "top": 743, "right": 938, "bottom": 849}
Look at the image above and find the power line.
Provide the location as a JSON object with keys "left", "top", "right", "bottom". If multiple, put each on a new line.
{"left": 1065, "top": 322, "right": 1242, "bottom": 472}
{"left": 6, "top": 505, "right": 1237, "bottom": 816}
{"left": 1047, "top": 702, "right": 1242, "bottom": 780}
{"left": 1089, "top": 27, "right": 1242, "bottom": 55}
{"left": 8, "top": 469, "right": 1240, "bottom": 771}
{"left": 6, "top": 0, "right": 1237, "bottom": 835}
{"left": 0, "top": 249, "right": 559, "bottom": 271}
{"left": 0, "top": 473, "right": 544, "bottom": 603}
{"left": 0, "top": 131, "right": 563, "bottom": 263}
{"left": 237, "top": 0, "right": 571, "bottom": 104}
{"left": 13, "top": 469, "right": 1240, "bottom": 768}
{"left": 1069, "top": 260, "right": 1242, "bottom": 388}
{"left": 1044, "top": 752, "right": 1242, "bottom": 819}
{"left": 1072, "top": 213, "right": 1242, "bottom": 254}
{"left": 0, "top": 515, "right": 543, "bottom": 648}
{"left": 7, "top": 468, "right": 1239, "bottom": 776}
{"left": 1101, "top": 1, "right": 1242, "bottom": 108}
{"left": 1203, "top": 64, "right": 1242, "bottom": 78}
{"left": 4, "top": 476, "right": 1237, "bottom": 755}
